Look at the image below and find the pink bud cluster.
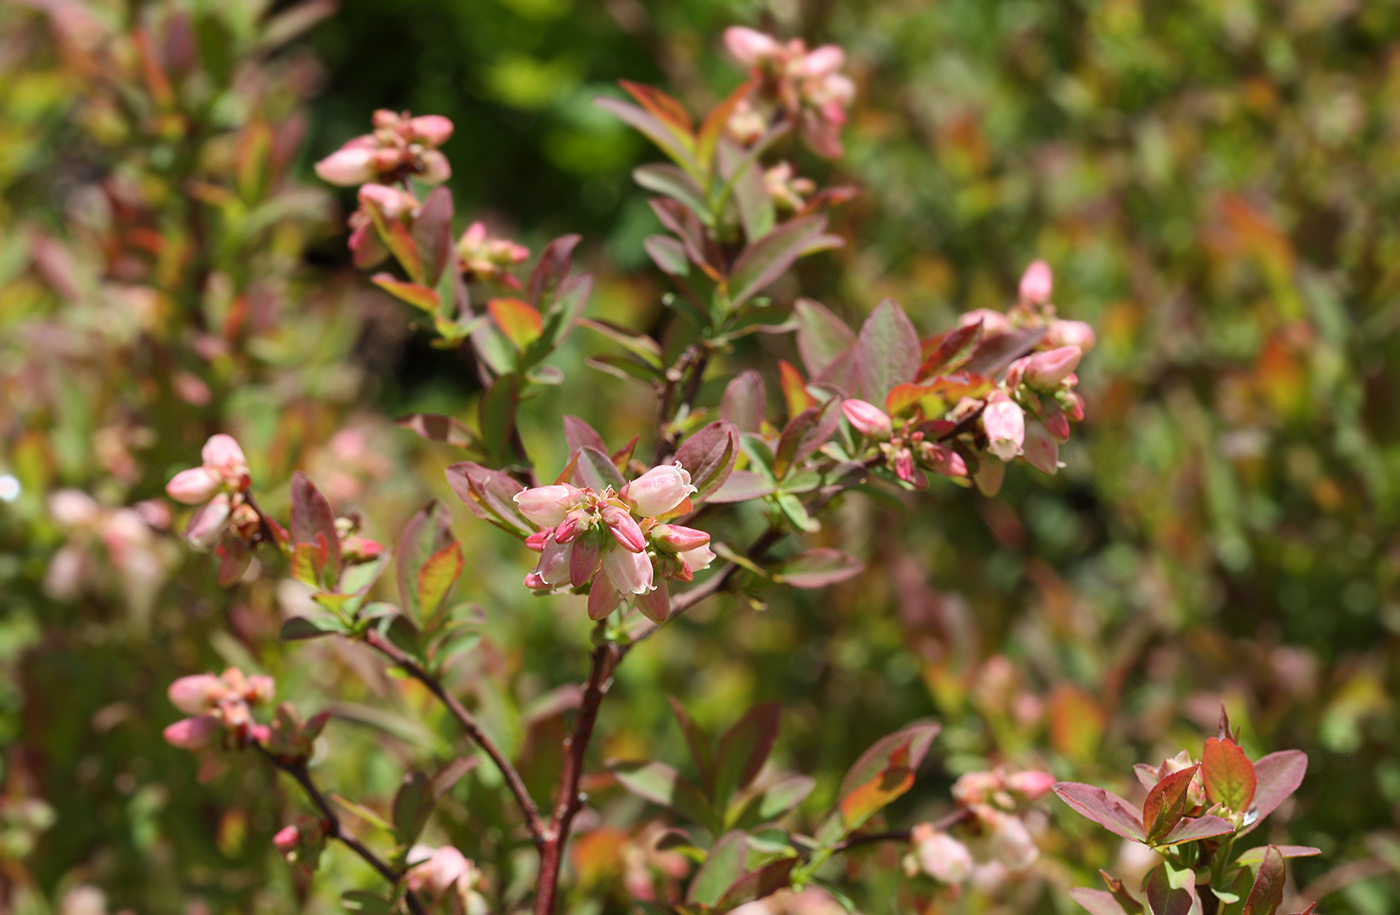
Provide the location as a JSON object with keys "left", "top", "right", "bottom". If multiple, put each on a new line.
{"left": 763, "top": 162, "right": 817, "bottom": 212}
{"left": 163, "top": 667, "right": 274, "bottom": 753}
{"left": 406, "top": 845, "right": 489, "bottom": 911}
{"left": 514, "top": 463, "right": 715, "bottom": 623}
{"left": 723, "top": 27, "right": 855, "bottom": 158}
{"left": 273, "top": 815, "right": 328, "bottom": 873}
{"left": 165, "top": 434, "right": 258, "bottom": 551}
{"left": 456, "top": 221, "right": 531, "bottom": 288}
{"left": 43, "top": 489, "right": 170, "bottom": 609}
{"left": 904, "top": 767, "right": 1054, "bottom": 885}
{"left": 314, "top": 110, "right": 453, "bottom": 187}
{"left": 841, "top": 398, "right": 968, "bottom": 489}
{"left": 348, "top": 183, "right": 419, "bottom": 269}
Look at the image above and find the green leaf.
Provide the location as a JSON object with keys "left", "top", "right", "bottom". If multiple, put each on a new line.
{"left": 794, "top": 297, "right": 856, "bottom": 380}
{"left": 613, "top": 760, "right": 715, "bottom": 830}
{"left": 392, "top": 771, "right": 432, "bottom": 846}
{"left": 732, "top": 775, "right": 816, "bottom": 828}
{"left": 1234, "top": 845, "right": 1321, "bottom": 866}
{"left": 717, "top": 858, "right": 798, "bottom": 910}
{"left": 1144, "top": 864, "right": 1195, "bottom": 915}
{"left": 1069, "top": 889, "right": 1132, "bottom": 915}
{"left": 396, "top": 413, "right": 481, "bottom": 451}
{"left": 280, "top": 616, "right": 342, "bottom": 641}
{"left": 329, "top": 794, "right": 394, "bottom": 833}
{"left": 687, "top": 831, "right": 748, "bottom": 907}
{"left": 727, "top": 215, "right": 829, "bottom": 310}
{"left": 397, "top": 502, "right": 454, "bottom": 625}
{"left": 341, "top": 891, "right": 394, "bottom": 915}
{"left": 645, "top": 235, "right": 691, "bottom": 277}
{"left": 774, "top": 493, "right": 818, "bottom": 533}
{"left": 714, "top": 703, "right": 781, "bottom": 814}
{"left": 635, "top": 164, "right": 710, "bottom": 221}
{"left": 576, "top": 445, "right": 627, "bottom": 492}
{"left": 479, "top": 373, "right": 521, "bottom": 466}
{"left": 718, "top": 136, "right": 775, "bottom": 242}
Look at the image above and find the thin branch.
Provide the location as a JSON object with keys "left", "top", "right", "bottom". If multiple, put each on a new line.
{"left": 534, "top": 622, "right": 622, "bottom": 915}
{"left": 363, "top": 629, "right": 546, "bottom": 845}
{"left": 257, "top": 748, "right": 428, "bottom": 915}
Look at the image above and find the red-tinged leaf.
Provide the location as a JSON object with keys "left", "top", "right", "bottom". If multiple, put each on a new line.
{"left": 372, "top": 273, "right": 440, "bottom": 313}
{"left": 714, "top": 703, "right": 782, "bottom": 808}
{"left": 538, "top": 271, "right": 590, "bottom": 353}
{"left": 620, "top": 80, "right": 694, "bottom": 134}
{"left": 635, "top": 164, "right": 709, "bottom": 220}
{"left": 716, "top": 858, "right": 797, "bottom": 910}
{"left": 1144, "top": 864, "right": 1196, "bottom": 915}
{"left": 280, "top": 616, "right": 340, "bottom": 640}
{"left": 611, "top": 435, "right": 638, "bottom": 471}
{"left": 444, "top": 462, "right": 532, "bottom": 537}
{"left": 778, "top": 360, "right": 817, "bottom": 418}
{"left": 645, "top": 234, "right": 690, "bottom": 277}
{"left": 674, "top": 421, "right": 740, "bottom": 501}
{"left": 773, "top": 549, "right": 864, "bottom": 589}
{"left": 397, "top": 414, "right": 479, "bottom": 450}
{"left": 1242, "top": 751, "right": 1307, "bottom": 835}
{"left": 794, "top": 298, "right": 856, "bottom": 379}
{"left": 797, "top": 185, "right": 860, "bottom": 216}
{"left": 289, "top": 539, "right": 327, "bottom": 588}
{"left": 773, "top": 402, "right": 838, "bottom": 479}
{"left": 383, "top": 219, "right": 424, "bottom": 284}
{"left": 396, "top": 501, "right": 453, "bottom": 623}
{"left": 719, "top": 135, "right": 775, "bottom": 243}
{"left": 722, "top": 370, "right": 767, "bottom": 434}
{"left": 885, "top": 382, "right": 938, "bottom": 418}
{"left": 727, "top": 215, "right": 829, "bottom": 309}
{"left": 1235, "top": 845, "right": 1321, "bottom": 866}
{"left": 1052, "top": 783, "right": 1146, "bottom": 842}
{"left": 1204, "top": 737, "right": 1257, "bottom": 812}
{"left": 527, "top": 234, "right": 580, "bottom": 308}
{"left": 291, "top": 473, "right": 340, "bottom": 589}
{"left": 1142, "top": 765, "right": 1199, "bottom": 844}
{"left": 1243, "top": 846, "right": 1286, "bottom": 915}
{"left": 855, "top": 299, "right": 921, "bottom": 403}
{"left": 575, "top": 446, "right": 627, "bottom": 492}
{"left": 1049, "top": 685, "right": 1107, "bottom": 763}
{"left": 578, "top": 317, "right": 664, "bottom": 365}
{"left": 706, "top": 471, "right": 777, "bottom": 503}
{"left": 917, "top": 321, "right": 982, "bottom": 379}
{"left": 1100, "top": 870, "right": 1144, "bottom": 914}
{"left": 840, "top": 741, "right": 914, "bottom": 831}
{"left": 1157, "top": 814, "right": 1236, "bottom": 845}
{"left": 431, "top": 757, "right": 479, "bottom": 803}
{"left": 563, "top": 415, "right": 608, "bottom": 457}
{"left": 837, "top": 721, "right": 941, "bottom": 802}
{"left": 697, "top": 80, "right": 756, "bottom": 175}
{"left": 488, "top": 298, "right": 544, "bottom": 351}
{"left": 687, "top": 831, "right": 748, "bottom": 907}
{"left": 613, "top": 760, "right": 714, "bottom": 829}
{"left": 737, "top": 775, "right": 816, "bottom": 826}
{"left": 415, "top": 540, "right": 463, "bottom": 623}
{"left": 411, "top": 186, "right": 454, "bottom": 286}
{"left": 1069, "top": 889, "right": 1131, "bottom": 915}
{"left": 595, "top": 96, "right": 701, "bottom": 179}
{"left": 963, "top": 325, "right": 1047, "bottom": 375}
{"left": 392, "top": 771, "right": 431, "bottom": 846}
{"left": 669, "top": 697, "right": 716, "bottom": 794}
{"left": 927, "top": 371, "right": 995, "bottom": 402}
{"left": 478, "top": 373, "right": 520, "bottom": 466}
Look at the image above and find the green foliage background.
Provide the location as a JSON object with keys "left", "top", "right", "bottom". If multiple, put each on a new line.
{"left": 2, "top": 0, "right": 1398, "bottom": 913}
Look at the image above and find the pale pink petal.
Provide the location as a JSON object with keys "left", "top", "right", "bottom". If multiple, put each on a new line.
{"left": 603, "top": 545, "right": 654, "bottom": 595}
{"left": 314, "top": 146, "right": 378, "bottom": 186}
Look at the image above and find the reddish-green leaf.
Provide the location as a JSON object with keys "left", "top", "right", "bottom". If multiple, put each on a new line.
{"left": 772, "top": 549, "right": 864, "bottom": 589}
{"left": 391, "top": 771, "right": 431, "bottom": 846}
{"left": 1142, "top": 764, "right": 1199, "bottom": 844}
{"left": 837, "top": 721, "right": 941, "bottom": 800}
{"left": 635, "top": 164, "right": 709, "bottom": 220}
{"left": 674, "top": 421, "right": 740, "bottom": 501}
{"left": 706, "top": 470, "right": 777, "bottom": 503}
{"left": 1053, "top": 782, "right": 1147, "bottom": 842}
{"left": 595, "top": 95, "right": 701, "bottom": 179}
{"left": 563, "top": 415, "right": 608, "bottom": 457}
{"left": 488, "top": 298, "right": 544, "bottom": 351}
{"left": 687, "top": 831, "right": 747, "bottom": 907}
{"left": 714, "top": 703, "right": 781, "bottom": 810}
{"left": 396, "top": 501, "right": 452, "bottom": 624}
{"left": 291, "top": 473, "right": 339, "bottom": 589}
{"left": 721, "top": 370, "right": 767, "bottom": 434}
{"left": 1242, "top": 846, "right": 1286, "bottom": 915}
{"left": 1203, "top": 737, "right": 1257, "bottom": 812}
{"left": 777, "top": 360, "right": 817, "bottom": 418}
{"left": 645, "top": 234, "right": 691, "bottom": 277}
{"left": 840, "top": 740, "right": 914, "bottom": 831}
{"left": 1158, "top": 814, "right": 1236, "bottom": 845}
{"left": 478, "top": 373, "right": 520, "bottom": 466}
{"left": 1069, "top": 889, "right": 1131, "bottom": 915}
{"left": 444, "top": 462, "right": 532, "bottom": 537}
{"left": 411, "top": 186, "right": 454, "bottom": 287}
{"left": 736, "top": 775, "right": 815, "bottom": 826}
{"left": 397, "top": 414, "right": 480, "bottom": 450}
{"left": 916, "top": 320, "right": 983, "bottom": 379}
{"left": 716, "top": 858, "right": 797, "bottom": 910}
{"left": 1235, "top": 845, "right": 1320, "bottom": 866}
{"left": 415, "top": 540, "right": 463, "bottom": 623}
{"left": 855, "top": 298, "right": 921, "bottom": 403}
{"left": 727, "top": 215, "right": 829, "bottom": 309}
{"left": 575, "top": 445, "right": 627, "bottom": 492}
{"left": 794, "top": 298, "right": 856, "bottom": 380}
{"left": 1144, "top": 864, "right": 1196, "bottom": 915}
{"left": 669, "top": 697, "right": 716, "bottom": 794}
{"left": 963, "top": 325, "right": 1047, "bottom": 375}
{"left": 527, "top": 234, "right": 580, "bottom": 308}
{"left": 620, "top": 80, "right": 694, "bottom": 135}
{"left": 697, "top": 81, "right": 755, "bottom": 177}
{"left": 1242, "top": 751, "right": 1307, "bottom": 835}
{"left": 613, "top": 760, "right": 714, "bottom": 829}
{"left": 371, "top": 274, "right": 439, "bottom": 312}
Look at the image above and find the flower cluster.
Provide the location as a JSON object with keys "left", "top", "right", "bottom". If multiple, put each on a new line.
{"left": 314, "top": 109, "right": 454, "bottom": 187}
{"left": 456, "top": 221, "right": 531, "bottom": 288}
{"left": 165, "top": 434, "right": 256, "bottom": 551}
{"left": 43, "top": 489, "right": 171, "bottom": 613}
{"left": 163, "top": 667, "right": 275, "bottom": 753}
{"left": 514, "top": 463, "right": 715, "bottom": 623}
{"left": 273, "top": 815, "right": 328, "bottom": 875}
{"left": 406, "top": 845, "right": 489, "bottom": 915}
{"left": 723, "top": 27, "right": 855, "bottom": 158}
{"left": 904, "top": 767, "right": 1055, "bottom": 885}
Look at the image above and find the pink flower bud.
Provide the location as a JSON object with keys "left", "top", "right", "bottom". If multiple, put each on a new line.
{"left": 602, "top": 504, "right": 647, "bottom": 553}
{"left": 273, "top": 825, "right": 301, "bottom": 853}
{"left": 407, "top": 115, "right": 454, "bottom": 147}
{"left": 923, "top": 444, "right": 968, "bottom": 479}
{"left": 603, "top": 544, "right": 654, "bottom": 596}
{"left": 796, "top": 45, "right": 844, "bottom": 79}
{"left": 1046, "top": 318, "right": 1095, "bottom": 352}
{"left": 1018, "top": 260, "right": 1053, "bottom": 305}
{"left": 314, "top": 146, "right": 377, "bottom": 186}
{"left": 185, "top": 493, "right": 231, "bottom": 550}
{"left": 166, "top": 467, "right": 221, "bottom": 505}
{"left": 679, "top": 544, "right": 716, "bottom": 575}
{"left": 1041, "top": 400, "right": 1071, "bottom": 442}
{"left": 569, "top": 536, "right": 600, "bottom": 588}
{"left": 525, "top": 530, "right": 550, "bottom": 551}
{"left": 1005, "top": 770, "right": 1056, "bottom": 800}
{"left": 169, "top": 674, "right": 225, "bottom": 715}
{"left": 724, "top": 26, "right": 782, "bottom": 66}
{"left": 842, "top": 399, "right": 893, "bottom": 439}
{"left": 245, "top": 675, "right": 275, "bottom": 705}
{"left": 982, "top": 395, "right": 1025, "bottom": 462}
{"left": 587, "top": 580, "right": 623, "bottom": 620}
{"left": 1023, "top": 346, "right": 1081, "bottom": 388}
{"left": 959, "top": 308, "right": 1012, "bottom": 336}
{"left": 514, "top": 484, "right": 578, "bottom": 528}
{"left": 1064, "top": 391, "right": 1086, "bottom": 422}
{"left": 358, "top": 183, "right": 416, "bottom": 221}
{"left": 164, "top": 715, "right": 221, "bottom": 750}
{"left": 910, "top": 824, "right": 973, "bottom": 884}
{"left": 623, "top": 463, "right": 696, "bottom": 518}
{"left": 416, "top": 149, "right": 451, "bottom": 184}
{"left": 407, "top": 845, "right": 472, "bottom": 897}
{"left": 651, "top": 524, "right": 711, "bottom": 552}
{"left": 48, "top": 489, "right": 100, "bottom": 527}
{"left": 201, "top": 434, "right": 248, "bottom": 484}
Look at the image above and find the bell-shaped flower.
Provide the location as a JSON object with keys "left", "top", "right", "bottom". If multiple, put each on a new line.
{"left": 1046, "top": 318, "right": 1096, "bottom": 352}
{"left": 185, "top": 493, "right": 232, "bottom": 550}
{"left": 514, "top": 483, "right": 580, "bottom": 528}
{"left": 163, "top": 715, "right": 221, "bottom": 751}
{"left": 1023, "top": 346, "right": 1081, "bottom": 389}
{"left": 603, "top": 545, "right": 654, "bottom": 596}
{"left": 842, "top": 398, "right": 893, "bottom": 439}
{"left": 909, "top": 824, "right": 973, "bottom": 884}
{"left": 166, "top": 467, "right": 221, "bottom": 505}
{"left": 623, "top": 463, "right": 695, "bottom": 518}
{"left": 724, "top": 26, "right": 782, "bottom": 66}
{"left": 1018, "top": 260, "right": 1053, "bottom": 305}
{"left": 314, "top": 146, "right": 378, "bottom": 186}
{"left": 407, "top": 115, "right": 454, "bottom": 147}
{"left": 678, "top": 544, "right": 716, "bottom": 577}
{"left": 982, "top": 394, "right": 1025, "bottom": 462}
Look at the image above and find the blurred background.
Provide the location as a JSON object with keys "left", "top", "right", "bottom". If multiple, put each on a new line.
{"left": 2, "top": 0, "right": 1398, "bottom": 912}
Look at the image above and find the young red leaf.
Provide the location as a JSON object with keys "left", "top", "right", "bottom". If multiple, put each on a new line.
{"left": 595, "top": 96, "right": 701, "bottom": 180}
{"left": 686, "top": 831, "right": 748, "bottom": 907}
{"left": 916, "top": 320, "right": 982, "bottom": 379}
{"left": 1069, "top": 889, "right": 1131, "bottom": 915}
{"left": 713, "top": 703, "right": 782, "bottom": 810}
{"left": 963, "top": 325, "right": 1047, "bottom": 375}
{"left": 1203, "top": 737, "right": 1257, "bottom": 812}
{"left": 487, "top": 298, "right": 544, "bottom": 351}
{"left": 290, "top": 473, "right": 340, "bottom": 590}
{"left": 1242, "top": 846, "right": 1286, "bottom": 915}
{"left": 837, "top": 721, "right": 941, "bottom": 801}
{"left": 674, "top": 421, "right": 740, "bottom": 501}
{"left": 415, "top": 540, "right": 463, "bottom": 623}
{"left": 1242, "top": 750, "right": 1307, "bottom": 835}
{"left": 885, "top": 381, "right": 939, "bottom": 418}
{"left": 855, "top": 299, "right": 920, "bottom": 403}
{"left": 839, "top": 740, "right": 914, "bottom": 831}
{"left": 619, "top": 80, "right": 694, "bottom": 135}
{"left": 794, "top": 298, "right": 856, "bottom": 380}
{"left": 697, "top": 80, "right": 756, "bottom": 175}
{"left": 575, "top": 446, "right": 627, "bottom": 492}
{"left": 772, "top": 402, "right": 837, "bottom": 479}
{"left": 716, "top": 858, "right": 798, "bottom": 910}
{"left": 777, "top": 360, "right": 817, "bottom": 418}
{"left": 411, "top": 186, "right": 454, "bottom": 287}
{"left": 526, "top": 234, "right": 580, "bottom": 308}
{"left": 1142, "top": 764, "right": 1199, "bottom": 844}
{"left": 444, "top": 462, "right": 532, "bottom": 537}
{"left": 1157, "top": 814, "right": 1236, "bottom": 845}
{"left": 562, "top": 415, "right": 608, "bottom": 458}
{"left": 1144, "top": 864, "right": 1196, "bottom": 915}
{"left": 722, "top": 370, "right": 767, "bottom": 434}
{"left": 727, "top": 215, "right": 829, "bottom": 309}
{"left": 1052, "top": 782, "right": 1146, "bottom": 842}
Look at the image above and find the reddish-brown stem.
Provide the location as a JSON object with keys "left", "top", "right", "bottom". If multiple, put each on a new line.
{"left": 257, "top": 748, "right": 428, "bottom": 915}
{"left": 533, "top": 625, "right": 622, "bottom": 915}
{"left": 363, "top": 629, "right": 546, "bottom": 845}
